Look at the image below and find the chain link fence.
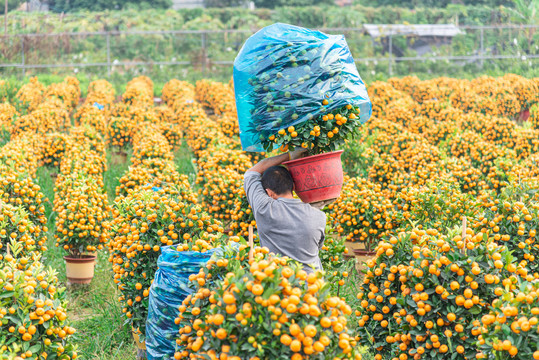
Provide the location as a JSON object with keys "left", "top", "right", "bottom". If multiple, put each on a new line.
{"left": 0, "top": 25, "right": 537, "bottom": 79}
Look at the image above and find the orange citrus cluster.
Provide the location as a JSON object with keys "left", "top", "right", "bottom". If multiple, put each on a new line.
{"left": 87, "top": 79, "right": 116, "bottom": 106}
{"left": 474, "top": 183, "right": 539, "bottom": 276}
{"left": 75, "top": 105, "right": 109, "bottom": 135}
{"left": 0, "top": 102, "right": 17, "bottom": 134}
{"left": 106, "top": 116, "right": 135, "bottom": 148}
{"left": 131, "top": 124, "right": 174, "bottom": 167}
{"left": 195, "top": 80, "right": 239, "bottom": 137}
{"left": 356, "top": 228, "right": 530, "bottom": 360}
{"left": 0, "top": 242, "right": 77, "bottom": 360}
{"left": 162, "top": 79, "right": 195, "bottom": 108}
{"left": 74, "top": 80, "right": 116, "bottom": 135}
{"left": 174, "top": 244, "right": 362, "bottom": 360}
{"left": 0, "top": 80, "right": 79, "bottom": 358}
{"left": 53, "top": 123, "right": 110, "bottom": 257}
{"left": 0, "top": 165, "right": 48, "bottom": 254}
{"left": 530, "top": 106, "right": 539, "bottom": 130}
{"left": 328, "top": 176, "right": 395, "bottom": 249}
{"left": 41, "top": 132, "right": 72, "bottom": 168}
{"left": 327, "top": 75, "right": 539, "bottom": 359}
{"left": 122, "top": 76, "right": 154, "bottom": 107}
{"left": 0, "top": 133, "right": 40, "bottom": 179}
{"left": 11, "top": 97, "right": 70, "bottom": 139}
{"left": 0, "top": 128, "right": 48, "bottom": 257}
{"left": 107, "top": 79, "right": 226, "bottom": 340}
{"left": 108, "top": 184, "right": 223, "bottom": 339}
{"left": 115, "top": 123, "right": 193, "bottom": 201}
{"left": 163, "top": 79, "right": 258, "bottom": 238}
{"left": 478, "top": 281, "right": 539, "bottom": 359}
{"left": 0, "top": 202, "right": 42, "bottom": 258}
{"left": 335, "top": 75, "right": 539, "bottom": 250}
{"left": 15, "top": 77, "right": 46, "bottom": 112}
{"left": 44, "top": 76, "right": 80, "bottom": 112}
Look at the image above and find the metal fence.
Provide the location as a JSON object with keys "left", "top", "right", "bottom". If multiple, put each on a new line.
{"left": 0, "top": 24, "right": 537, "bottom": 77}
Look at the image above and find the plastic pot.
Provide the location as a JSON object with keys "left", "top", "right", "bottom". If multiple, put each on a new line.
{"left": 353, "top": 249, "right": 377, "bottom": 272}
{"left": 283, "top": 150, "right": 344, "bottom": 203}
{"left": 519, "top": 108, "right": 530, "bottom": 122}
{"left": 63, "top": 255, "right": 96, "bottom": 285}
{"left": 132, "top": 328, "right": 147, "bottom": 359}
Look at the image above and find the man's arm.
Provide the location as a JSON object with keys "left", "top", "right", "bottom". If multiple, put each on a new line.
{"left": 247, "top": 153, "right": 289, "bottom": 174}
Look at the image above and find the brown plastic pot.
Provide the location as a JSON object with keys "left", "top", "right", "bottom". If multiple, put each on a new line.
{"left": 519, "top": 108, "right": 530, "bottom": 122}
{"left": 112, "top": 151, "right": 128, "bottom": 165}
{"left": 132, "top": 328, "right": 147, "bottom": 359}
{"left": 353, "top": 249, "right": 377, "bottom": 271}
{"left": 64, "top": 255, "right": 96, "bottom": 284}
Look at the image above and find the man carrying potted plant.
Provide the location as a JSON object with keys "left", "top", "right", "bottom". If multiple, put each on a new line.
{"left": 244, "top": 149, "right": 327, "bottom": 273}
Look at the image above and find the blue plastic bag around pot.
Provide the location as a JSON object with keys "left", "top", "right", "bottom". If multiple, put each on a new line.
{"left": 146, "top": 246, "right": 219, "bottom": 360}
{"left": 233, "top": 23, "right": 372, "bottom": 152}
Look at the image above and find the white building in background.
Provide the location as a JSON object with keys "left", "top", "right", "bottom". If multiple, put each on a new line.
{"left": 172, "top": 0, "right": 205, "bottom": 9}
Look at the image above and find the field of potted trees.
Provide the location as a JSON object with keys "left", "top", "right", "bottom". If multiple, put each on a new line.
{"left": 0, "top": 71, "right": 538, "bottom": 359}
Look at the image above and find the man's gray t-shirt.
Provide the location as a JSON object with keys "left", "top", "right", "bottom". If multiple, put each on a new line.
{"left": 244, "top": 170, "right": 326, "bottom": 272}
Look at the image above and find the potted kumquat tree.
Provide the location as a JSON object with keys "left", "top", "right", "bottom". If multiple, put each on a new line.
{"left": 234, "top": 23, "right": 371, "bottom": 204}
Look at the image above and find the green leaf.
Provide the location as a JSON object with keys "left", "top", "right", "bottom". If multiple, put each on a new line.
{"left": 468, "top": 306, "right": 482, "bottom": 315}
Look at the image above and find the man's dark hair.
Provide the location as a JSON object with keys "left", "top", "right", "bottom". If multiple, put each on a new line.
{"left": 261, "top": 166, "right": 294, "bottom": 195}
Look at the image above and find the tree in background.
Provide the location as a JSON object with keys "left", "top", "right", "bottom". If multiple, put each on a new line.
{"left": 508, "top": 0, "right": 538, "bottom": 24}
{"left": 1, "top": 0, "right": 24, "bottom": 14}
{"left": 356, "top": 0, "right": 514, "bottom": 7}
{"left": 49, "top": 0, "right": 172, "bottom": 12}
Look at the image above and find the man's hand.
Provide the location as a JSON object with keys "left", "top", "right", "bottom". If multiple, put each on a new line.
{"left": 288, "top": 148, "right": 308, "bottom": 161}
{"left": 310, "top": 198, "right": 336, "bottom": 210}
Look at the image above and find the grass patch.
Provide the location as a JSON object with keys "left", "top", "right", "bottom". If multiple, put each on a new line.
{"left": 104, "top": 147, "right": 133, "bottom": 203}
{"left": 44, "top": 238, "right": 137, "bottom": 360}
{"left": 35, "top": 165, "right": 57, "bottom": 221}
{"left": 336, "top": 258, "right": 377, "bottom": 360}
{"left": 174, "top": 141, "right": 197, "bottom": 184}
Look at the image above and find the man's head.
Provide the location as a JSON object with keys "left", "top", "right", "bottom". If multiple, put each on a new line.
{"left": 262, "top": 165, "right": 294, "bottom": 199}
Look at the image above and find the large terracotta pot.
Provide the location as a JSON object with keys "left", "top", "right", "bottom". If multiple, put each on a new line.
{"left": 63, "top": 255, "right": 96, "bottom": 284}
{"left": 283, "top": 150, "right": 344, "bottom": 203}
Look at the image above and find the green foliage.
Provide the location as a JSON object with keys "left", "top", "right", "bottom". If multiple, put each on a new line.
{"left": 49, "top": 0, "right": 172, "bottom": 13}
{"left": 507, "top": 0, "right": 539, "bottom": 24}
{"left": 0, "top": 78, "right": 21, "bottom": 103}
{"left": 358, "top": 0, "right": 514, "bottom": 7}
{"left": 3, "top": 3, "right": 522, "bottom": 32}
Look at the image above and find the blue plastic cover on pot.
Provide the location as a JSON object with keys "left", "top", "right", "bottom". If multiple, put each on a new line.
{"left": 146, "top": 246, "right": 218, "bottom": 360}
{"left": 233, "top": 23, "right": 372, "bottom": 152}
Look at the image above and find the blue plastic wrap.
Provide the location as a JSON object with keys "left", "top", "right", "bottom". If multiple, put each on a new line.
{"left": 146, "top": 246, "right": 219, "bottom": 360}
{"left": 233, "top": 23, "right": 372, "bottom": 152}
